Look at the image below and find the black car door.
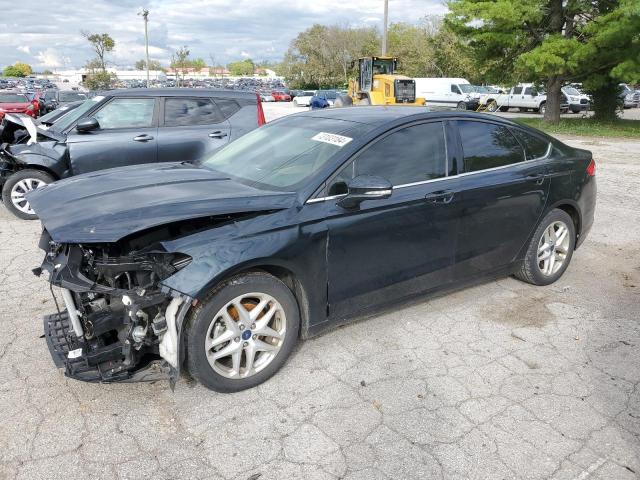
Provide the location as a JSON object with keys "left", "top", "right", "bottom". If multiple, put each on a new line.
{"left": 66, "top": 97, "right": 158, "bottom": 175}
{"left": 322, "top": 121, "right": 462, "bottom": 320}
{"left": 452, "top": 120, "right": 551, "bottom": 280}
{"left": 157, "top": 97, "right": 231, "bottom": 164}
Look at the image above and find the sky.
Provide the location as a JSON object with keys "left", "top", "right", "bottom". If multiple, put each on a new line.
{"left": 0, "top": 0, "right": 447, "bottom": 70}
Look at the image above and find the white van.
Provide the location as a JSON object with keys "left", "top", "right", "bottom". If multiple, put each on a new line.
{"left": 413, "top": 78, "right": 479, "bottom": 110}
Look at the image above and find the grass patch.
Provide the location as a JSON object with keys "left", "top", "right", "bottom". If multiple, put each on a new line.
{"left": 515, "top": 118, "right": 640, "bottom": 139}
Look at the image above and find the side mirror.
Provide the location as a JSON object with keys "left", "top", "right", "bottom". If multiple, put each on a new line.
{"left": 337, "top": 175, "right": 393, "bottom": 209}
{"left": 76, "top": 117, "right": 99, "bottom": 133}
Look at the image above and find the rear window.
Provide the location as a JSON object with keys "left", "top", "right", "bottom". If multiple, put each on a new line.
{"left": 458, "top": 120, "right": 524, "bottom": 172}
{"left": 214, "top": 98, "right": 241, "bottom": 119}
{"left": 164, "top": 98, "right": 224, "bottom": 126}
{"left": 512, "top": 87, "right": 523, "bottom": 94}
{"left": 510, "top": 128, "right": 550, "bottom": 160}
{"left": 0, "top": 94, "right": 28, "bottom": 103}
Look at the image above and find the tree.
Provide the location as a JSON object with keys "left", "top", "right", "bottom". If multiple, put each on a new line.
{"left": 228, "top": 59, "right": 255, "bottom": 76}
{"left": 279, "top": 24, "right": 379, "bottom": 88}
{"left": 135, "top": 59, "right": 163, "bottom": 71}
{"left": 42, "top": 69, "right": 53, "bottom": 75}
{"left": 191, "top": 58, "right": 206, "bottom": 71}
{"left": 13, "top": 62, "right": 32, "bottom": 76}
{"left": 447, "top": 0, "right": 640, "bottom": 122}
{"left": 82, "top": 32, "right": 115, "bottom": 72}
{"left": 170, "top": 46, "right": 191, "bottom": 86}
{"left": 3, "top": 65, "right": 26, "bottom": 77}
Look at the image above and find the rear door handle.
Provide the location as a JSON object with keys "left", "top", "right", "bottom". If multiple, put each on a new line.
{"left": 209, "top": 131, "right": 228, "bottom": 139}
{"left": 425, "top": 190, "right": 454, "bottom": 204}
{"left": 133, "top": 134, "right": 154, "bottom": 142}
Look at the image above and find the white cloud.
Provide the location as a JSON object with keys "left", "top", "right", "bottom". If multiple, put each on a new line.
{"left": 34, "top": 48, "right": 71, "bottom": 69}
{"left": 0, "top": 0, "right": 447, "bottom": 69}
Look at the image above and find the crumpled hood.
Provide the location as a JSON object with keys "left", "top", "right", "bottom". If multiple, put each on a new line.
{"left": 28, "top": 162, "right": 298, "bottom": 243}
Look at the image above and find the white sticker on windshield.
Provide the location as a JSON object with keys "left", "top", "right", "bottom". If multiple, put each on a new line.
{"left": 311, "top": 132, "right": 353, "bottom": 147}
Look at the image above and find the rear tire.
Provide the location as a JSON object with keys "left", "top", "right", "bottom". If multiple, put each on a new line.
{"left": 185, "top": 271, "right": 300, "bottom": 392}
{"left": 486, "top": 100, "right": 498, "bottom": 112}
{"left": 515, "top": 209, "right": 576, "bottom": 286}
{"left": 539, "top": 102, "right": 547, "bottom": 115}
{"left": 1, "top": 169, "right": 54, "bottom": 220}
{"left": 358, "top": 96, "right": 371, "bottom": 106}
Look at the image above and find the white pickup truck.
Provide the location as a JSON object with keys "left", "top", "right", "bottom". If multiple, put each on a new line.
{"left": 479, "top": 83, "right": 564, "bottom": 114}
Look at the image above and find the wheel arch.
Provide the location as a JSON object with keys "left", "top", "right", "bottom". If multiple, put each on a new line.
{"left": 193, "top": 260, "right": 313, "bottom": 339}
{"left": 551, "top": 201, "right": 582, "bottom": 243}
{"left": 16, "top": 164, "right": 59, "bottom": 180}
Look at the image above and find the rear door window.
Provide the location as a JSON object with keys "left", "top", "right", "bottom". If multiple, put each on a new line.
{"left": 458, "top": 120, "right": 524, "bottom": 172}
{"left": 164, "top": 97, "right": 224, "bottom": 126}
{"left": 510, "top": 128, "right": 550, "bottom": 160}
{"left": 512, "top": 87, "right": 523, "bottom": 95}
{"left": 93, "top": 98, "right": 155, "bottom": 129}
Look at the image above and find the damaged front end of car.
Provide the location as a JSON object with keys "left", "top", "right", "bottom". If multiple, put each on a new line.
{"left": 35, "top": 229, "right": 194, "bottom": 386}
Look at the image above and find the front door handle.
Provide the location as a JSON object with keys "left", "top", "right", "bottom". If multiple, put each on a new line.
{"left": 133, "top": 134, "right": 154, "bottom": 142}
{"left": 209, "top": 131, "right": 228, "bottom": 139}
{"left": 526, "top": 173, "right": 546, "bottom": 184}
{"left": 425, "top": 190, "right": 454, "bottom": 204}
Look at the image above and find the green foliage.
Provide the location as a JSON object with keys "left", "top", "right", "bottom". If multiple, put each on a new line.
{"left": 279, "top": 24, "right": 379, "bottom": 88}
{"left": 42, "top": 69, "right": 53, "bottom": 75}
{"left": 227, "top": 59, "right": 255, "bottom": 76}
{"left": 447, "top": 0, "right": 640, "bottom": 122}
{"left": 191, "top": 58, "right": 206, "bottom": 70}
{"left": 135, "top": 59, "right": 163, "bottom": 71}
{"left": 83, "top": 70, "right": 116, "bottom": 90}
{"left": 3, "top": 65, "right": 26, "bottom": 77}
{"left": 516, "top": 118, "right": 640, "bottom": 138}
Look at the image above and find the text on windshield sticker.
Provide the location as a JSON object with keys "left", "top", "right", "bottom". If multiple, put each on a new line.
{"left": 311, "top": 132, "right": 353, "bottom": 147}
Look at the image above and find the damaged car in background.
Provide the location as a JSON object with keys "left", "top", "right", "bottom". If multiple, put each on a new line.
{"left": 1, "top": 88, "right": 265, "bottom": 220}
{"left": 29, "top": 109, "right": 596, "bottom": 392}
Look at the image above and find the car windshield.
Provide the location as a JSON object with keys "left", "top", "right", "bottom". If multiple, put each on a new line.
{"left": 202, "top": 116, "right": 373, "bottom": 191}
{"left": 459, "top": 84, "right": 474, "bottom": 93}
{"left": 0, "top": 94, "right": 28, "bottom": 103}
{"left": 59, "top": 92, "right": 87, "bottom": 102}
{"left": 564, "top": 87, "right": 580, "bottom": 95}
{"left": 50, "top": 96, "right": 104, "bottom": 132}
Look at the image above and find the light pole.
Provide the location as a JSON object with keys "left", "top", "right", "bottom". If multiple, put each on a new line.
{"left": 382, "top": 0, "right": 388, "bottom": 56}
{"left": 139, "top": 9, "right": 150, "bottom": 87}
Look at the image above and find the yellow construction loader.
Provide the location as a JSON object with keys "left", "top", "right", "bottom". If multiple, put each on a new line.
{"left": 336, "top": 56, "right": 426, "bottom": 107}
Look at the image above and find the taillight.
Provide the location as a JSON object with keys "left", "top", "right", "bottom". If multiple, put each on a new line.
{"left": 586, "top": 158, "right": 596, "bottom": 176}
{"left": 256, "top": 93, "right": 266, "bottom": 126}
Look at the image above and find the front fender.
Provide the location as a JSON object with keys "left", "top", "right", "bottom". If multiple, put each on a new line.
{"left": 8, "top": 143, "right": 68, "bottom": 178}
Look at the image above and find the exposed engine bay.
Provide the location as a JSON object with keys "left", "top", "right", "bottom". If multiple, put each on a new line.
{"left": 35, "top": 227, "right": 196, "bottom": 385}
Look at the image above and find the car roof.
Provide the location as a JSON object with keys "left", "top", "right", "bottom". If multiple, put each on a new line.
{"left": 104, "top": 88, "right": 256, "bottom": 100}
{"left": 297, "top": 106, "right": 524, "bottom": 127}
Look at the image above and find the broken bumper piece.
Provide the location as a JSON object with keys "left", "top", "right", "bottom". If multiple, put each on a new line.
{"left": 44, "top": 310, "right": 172, "bottom": 383}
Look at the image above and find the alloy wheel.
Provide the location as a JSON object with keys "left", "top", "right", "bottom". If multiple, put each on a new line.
{"left": 204, "top": 292, "right": 286, "bottom": 379}
{"left": 10, "top": 178, "right": 47, "bottom": 215}
{"left": 537, "top": 221, "right": 570, "bottom": 276}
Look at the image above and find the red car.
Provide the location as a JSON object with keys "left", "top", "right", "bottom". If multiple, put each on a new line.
{"left": 271, "top": 91, "right": 291, "bottom": 102}
{"left": 0, "top": 92, "right": 39, "bottom": 120}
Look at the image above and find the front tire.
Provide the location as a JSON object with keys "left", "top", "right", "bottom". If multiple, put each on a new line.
{"left": 456, "top": 101, "right": 467, "bottom": 111}
{"left": 515, "top": 209, "right": 576, "bottom": 286}
{"left": 185, "top": 272, "right": 300, "bottom": 392}
{"left": 1, "top": 169, "right": 53, "bottom": 220}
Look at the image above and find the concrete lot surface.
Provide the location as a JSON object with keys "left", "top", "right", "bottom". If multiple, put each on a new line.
{"left": 0, "top": 127, "right": 639, "bottom": 479}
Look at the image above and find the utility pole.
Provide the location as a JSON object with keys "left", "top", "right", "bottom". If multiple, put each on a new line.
{"left": 382, "top": 0, "right": 388, "bottom": 56}
{"left": 139, "top": 9, "right": 150, "bottom": 88}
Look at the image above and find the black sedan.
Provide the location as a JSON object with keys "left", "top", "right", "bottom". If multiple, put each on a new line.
{"left": 29, "top": 108, "right": 596, "bottom": 392}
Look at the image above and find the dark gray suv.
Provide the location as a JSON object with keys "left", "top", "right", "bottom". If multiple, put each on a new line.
{"left": 0, "top": 88, "right": 265, "bottom": 219}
